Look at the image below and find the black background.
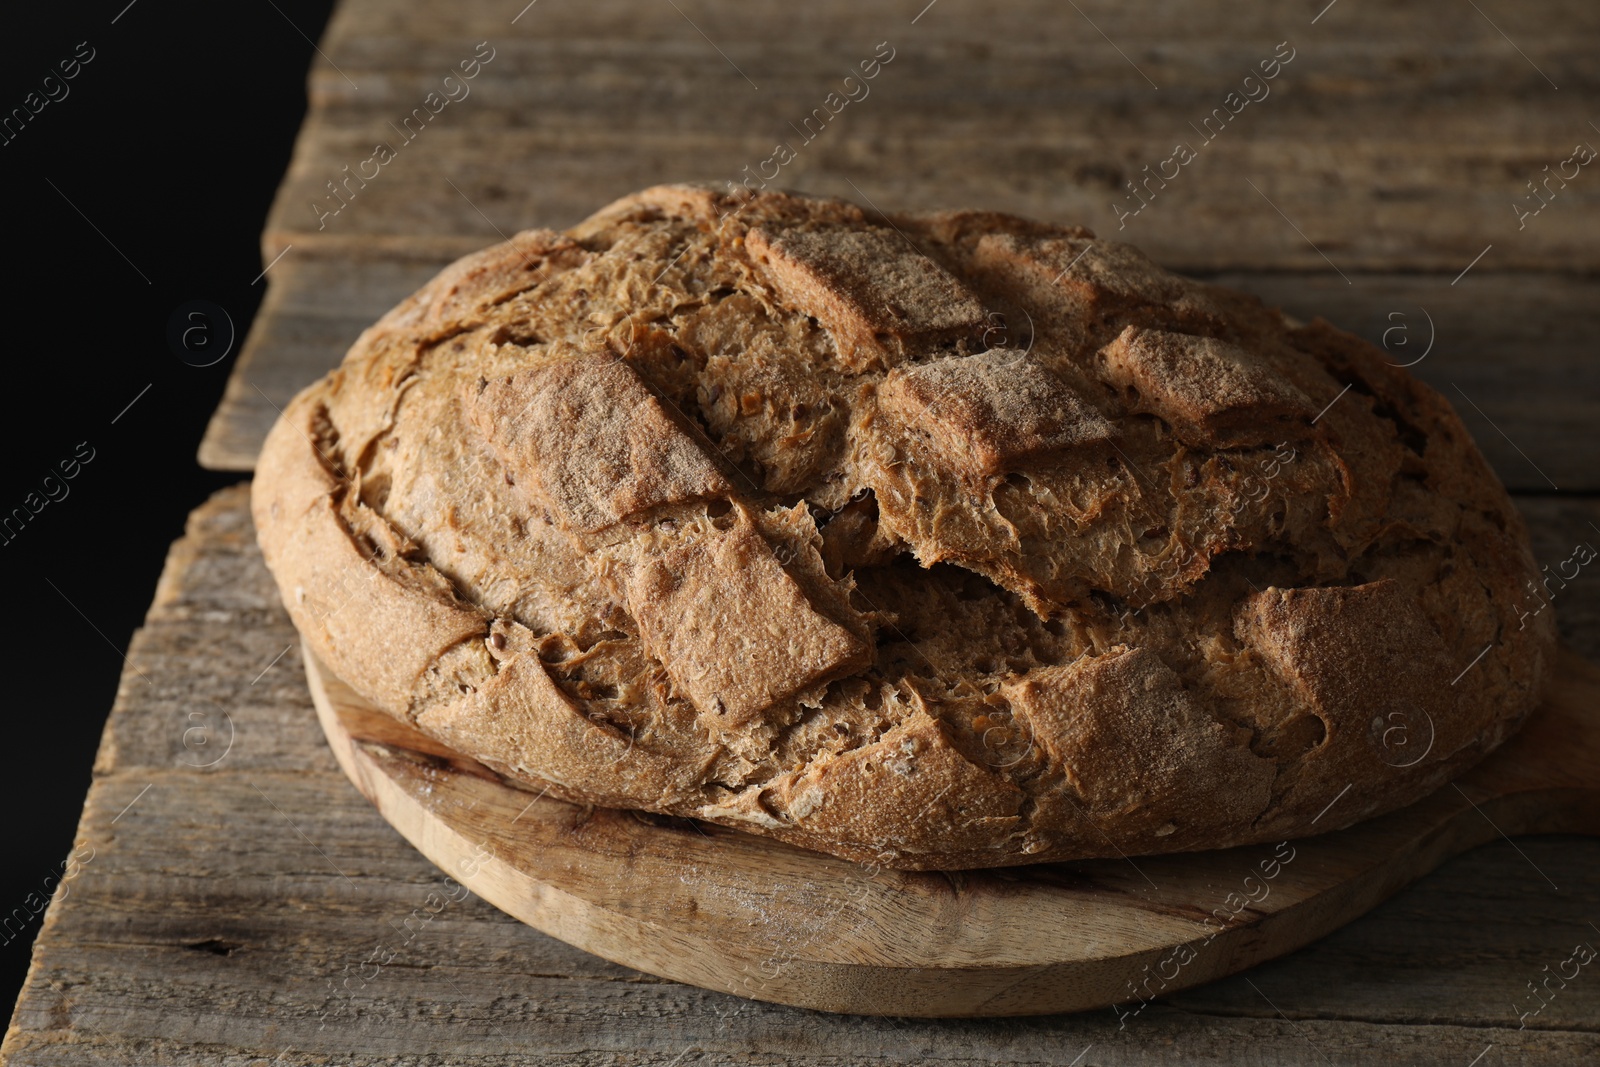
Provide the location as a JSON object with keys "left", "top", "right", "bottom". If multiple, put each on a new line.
{"left": 1, "top": 0, "right": 337, "bottom": 1014}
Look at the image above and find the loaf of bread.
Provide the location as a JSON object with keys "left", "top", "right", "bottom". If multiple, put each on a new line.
{"left": 253, "top": 184, "right": 1555, "bottom": 870}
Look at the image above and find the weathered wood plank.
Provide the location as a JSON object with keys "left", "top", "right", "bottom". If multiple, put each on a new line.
{"left": 4, "top": 487, "right": 1599, "bottom": 1064}
{"left": 199, "top": 254, "right": 1600, "bottom": 495}
{"left": 5, "top": 773, "right": 1598, "bottom": 1065}
{"left": 6, "top": 773, "right": 1600, "bottom": 1064}
{"left": 312, "top": 0, "right": 1600, "bottom": 51}
{"left": 306, "top": 0, "right": 1600, "bottom": 118}
{"left": 265, "top": 112, "right": 1600, "bottom": 272}
{"left": 252, "top": 0, "right": 1600, "bottom": 270}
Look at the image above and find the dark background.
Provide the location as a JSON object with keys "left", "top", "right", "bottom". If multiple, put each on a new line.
{"left": 1, "top": 0, "right": 336, "bottom": 1013}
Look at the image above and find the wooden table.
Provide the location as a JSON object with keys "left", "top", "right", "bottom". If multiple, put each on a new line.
{"left": 7, "top": 1, "right": 1599, "bottom": 1063}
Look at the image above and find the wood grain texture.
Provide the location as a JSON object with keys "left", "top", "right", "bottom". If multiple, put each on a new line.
{"left": 4, "top": 486, "right": 1600, "bottom": 1064}
{"left": 262, "top": 0, "right": 1600, "bottom": 270}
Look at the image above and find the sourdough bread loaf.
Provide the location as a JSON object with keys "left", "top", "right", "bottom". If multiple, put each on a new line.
{"left": 253, "top": 184, "right": 1555, "bottom": 870}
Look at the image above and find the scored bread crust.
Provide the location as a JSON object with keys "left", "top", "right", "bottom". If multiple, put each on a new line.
{"left": 253, "top": 184, "right": 1555, "bottom": 870}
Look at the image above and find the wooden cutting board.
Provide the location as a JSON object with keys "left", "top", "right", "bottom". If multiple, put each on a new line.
{"left": 305, "top": 641, "right": 1600, "bottom": 1018}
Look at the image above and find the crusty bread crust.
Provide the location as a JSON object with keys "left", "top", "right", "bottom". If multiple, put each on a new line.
{"left": 253, "top": 185, "right": 1555, "bottom": 869}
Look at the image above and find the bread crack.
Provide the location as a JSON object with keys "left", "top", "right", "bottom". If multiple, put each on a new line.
{"left": 253, "top": 183, "right": 1554, "bottom": 868}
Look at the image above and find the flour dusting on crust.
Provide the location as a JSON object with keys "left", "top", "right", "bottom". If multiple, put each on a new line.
{"left": 252, "top": 185, "right": 1555, "bottom": 869}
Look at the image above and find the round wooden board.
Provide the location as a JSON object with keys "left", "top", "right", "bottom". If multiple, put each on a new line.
{"left": 305, "top": 642, "right": 1600, "bottom": 1017}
